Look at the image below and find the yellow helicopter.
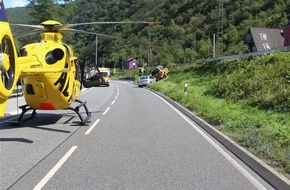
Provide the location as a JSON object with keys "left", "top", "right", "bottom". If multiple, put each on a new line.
{"left": 0, "top": 1, "right": 159, "bottom": 125}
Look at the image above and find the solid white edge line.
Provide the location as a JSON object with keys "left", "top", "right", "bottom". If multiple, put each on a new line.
{"left": 102, "top": 107, "right": 110, "bottom": 115}
{"left": 33, "top": 146, "right": 78, "bottom": 190}
{"left": 85, "top": 119, "right": 100, "bottom": 135}
{"left": 149, "top": 90, "right": 267, "bottom": 190}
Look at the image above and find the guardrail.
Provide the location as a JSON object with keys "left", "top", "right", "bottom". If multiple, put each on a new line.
{"left": 204, "top": 46, "right": 290, "bottom": 64}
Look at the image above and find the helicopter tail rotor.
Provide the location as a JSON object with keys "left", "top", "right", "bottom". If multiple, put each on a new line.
{"left": 0, "top": 33, "right": 18, "bottom": 116}
{"left": 0, "top": 11, "right": 19, "bottom": 116}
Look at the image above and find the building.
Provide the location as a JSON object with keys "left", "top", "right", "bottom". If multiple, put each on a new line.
{"left": 282, "top": 14, "right": 290, "bottom": 46}
{"left": 245, "top": 27, "right": 284, "bottom": 52}
{"left": 125, "top": 57, "right": 138, "bottom": 69}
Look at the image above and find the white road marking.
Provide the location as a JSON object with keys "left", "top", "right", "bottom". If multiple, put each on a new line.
{"left": 103, "top": 107, "right": 111, "bottom": 115}
{"left": 115, "top": 96, "right": 118, "bottom": 100}
{"left": 85, "top": 119, "right": 100, "bottom": 135}
{"left": 0, "top": 116, "right": 18, "bottom": 125}
{"left": 150, "top": 91, "right": 267, "bottom": 190}
{"left": 33, "top": 146, "right": 78, "bottom": 190}
{"left": 111, "top": 100, "right": 116, "bottom": 105}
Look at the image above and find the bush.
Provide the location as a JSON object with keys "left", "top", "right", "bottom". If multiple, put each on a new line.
{"left": 207, "top": 53, "right": 290, "bottom": 113}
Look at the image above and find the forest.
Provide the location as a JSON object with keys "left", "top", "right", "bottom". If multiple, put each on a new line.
{"left": 7, "top": 0, "right": 290, "bottom": 68}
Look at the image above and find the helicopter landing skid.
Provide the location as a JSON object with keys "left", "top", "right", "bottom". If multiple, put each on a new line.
{"left": 5, "top": 100, "right": 91, "bottom": 125}
{"left": 18, "top": 105, "right": 37, "bottom": 122}
{"left": 67, "top": 99, "right": 91, "bottom": 125}
{"left": 5, "top": 105, "right": 37, "bottom": 125}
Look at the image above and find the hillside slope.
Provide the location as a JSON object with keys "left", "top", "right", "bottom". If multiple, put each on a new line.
{"left": 6, "top": 7, "right": 31, "bottom": 24}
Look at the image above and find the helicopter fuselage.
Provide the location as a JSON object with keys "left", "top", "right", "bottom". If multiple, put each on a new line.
{"left": 19, "top": 32, "right": 81, "bottom": 110}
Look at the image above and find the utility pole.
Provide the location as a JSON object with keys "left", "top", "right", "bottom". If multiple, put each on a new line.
{"left": 95, "top": 35, "right": 98, "bottom": 66}
{"left": 213, "top": 33, "right": 216, "bottom": 58}
{"left": 147, "top": 33, "right": 151, "bottom": 67}
{"left": 217, "top": 0, "right": 224, "bottom": 56}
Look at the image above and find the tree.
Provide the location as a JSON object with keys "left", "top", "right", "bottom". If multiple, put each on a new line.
{"left": 22, "top": 0, "right": 290, "bottom": 66}
{"left": 28, "top": 0, "right": 58, "bottom": 23}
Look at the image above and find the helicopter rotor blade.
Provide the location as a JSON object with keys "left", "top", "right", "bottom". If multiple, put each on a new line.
{"left": 10, "top": 23, "right": 43, "bottom": 29}
{"left": 66, "top": 21, "right": 160, "bottom": 27}
{"left": 63, "top": 28, "right": 118, "bottom": 38}
{"left": 11, "top": 21, "right": 160, "bottom": 33}
{"left": 11, "top": 22, "right": 63, "bottom": 32}
{"left": 13, "top": 28, "right": 118, "bottom": 39}
{"left": 13, "top": 29, "right": 41, "bottom": 39}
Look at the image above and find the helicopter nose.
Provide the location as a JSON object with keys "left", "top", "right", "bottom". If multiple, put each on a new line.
{"left": 45, "top": 48, "right": 64, "bottom": 64}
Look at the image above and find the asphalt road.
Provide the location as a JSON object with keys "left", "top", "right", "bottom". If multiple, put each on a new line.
{"left": 0, "top": 80, "right": 284, "bottom": 190}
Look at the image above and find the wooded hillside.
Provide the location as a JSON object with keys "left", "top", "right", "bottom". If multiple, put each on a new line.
{"left": 7, "top": 0, "right": 290, "bottom": 68}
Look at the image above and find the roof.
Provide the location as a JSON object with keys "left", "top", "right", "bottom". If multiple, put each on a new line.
{"left": 126, "top": 57, "right": 139, "bottom": 62}
{"left": 245, "top": 27, "right": 284, "bottom": 52}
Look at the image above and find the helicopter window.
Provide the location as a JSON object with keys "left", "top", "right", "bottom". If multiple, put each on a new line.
{"left": 45, "top": 48, "right": 64, "bottom": 64}
{"left": 25, "top": 84, "right": 35, "bottom": 95}
{"left": 84, "top": 61, "right": 98, "bottom": 79}
{"left": 101, "top": 72, "right": 108, "bottom": 77}
{"left": 19, "top": 48, "right": 27, "bottom": 56}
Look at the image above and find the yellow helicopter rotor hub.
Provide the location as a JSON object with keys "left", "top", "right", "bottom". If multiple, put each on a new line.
{"left": 0, "top": 53, "right": 10, "bottom": 72}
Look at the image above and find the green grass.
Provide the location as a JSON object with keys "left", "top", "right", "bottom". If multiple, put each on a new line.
{"left": 145, "top": 53, "right": 290, "bottom": 176}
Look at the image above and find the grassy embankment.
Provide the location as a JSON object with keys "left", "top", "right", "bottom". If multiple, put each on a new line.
{"left": 113, "top": 52, "right": 290, "bottom": 177}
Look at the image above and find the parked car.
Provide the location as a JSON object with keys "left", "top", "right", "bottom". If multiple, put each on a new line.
{"left": 138, "top": 75, "right": 156, "bottom": 87}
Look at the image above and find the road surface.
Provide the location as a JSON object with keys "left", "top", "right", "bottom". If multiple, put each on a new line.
{"left": 0, "top": 80, "right": 286, "bottom": 190}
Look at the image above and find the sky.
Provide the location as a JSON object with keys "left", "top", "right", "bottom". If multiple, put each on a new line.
{"left": 3, "top": 0, "right": 29, "bottom": 8}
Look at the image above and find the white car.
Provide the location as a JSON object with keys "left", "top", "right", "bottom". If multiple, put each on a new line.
{"left": 138, "top": 75, "right": 156, "bottom": 87}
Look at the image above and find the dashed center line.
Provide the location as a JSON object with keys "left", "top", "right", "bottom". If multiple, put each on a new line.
{"left": 102, "top": 107, "right": 111, "bottom": 115}
{"left": 4, "top": 85, "right": 122, "bottom": 189}
{"left": 85, "top": 119, "right": 100, "bottom": 135}
{"left": 33, "top": 146, "right": 78, "bottom": 190}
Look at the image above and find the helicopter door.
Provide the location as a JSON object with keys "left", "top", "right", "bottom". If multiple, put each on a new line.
{"left": 82, "top": 60, "right": 102, "bottom": 88}
{"left": 36, "top": 81, "right": 47, "bottom": 100}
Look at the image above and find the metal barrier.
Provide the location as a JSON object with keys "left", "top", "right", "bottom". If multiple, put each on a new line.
{"left": 204, "top": 46, "right": 290, "bottom": 64}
